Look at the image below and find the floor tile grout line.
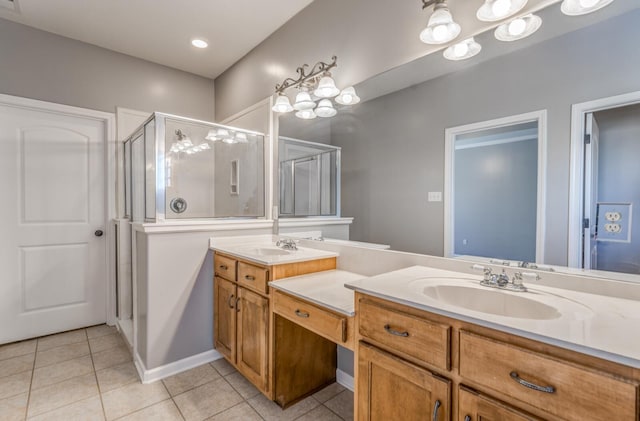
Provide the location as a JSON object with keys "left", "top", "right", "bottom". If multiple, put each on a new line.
{"left": 86, "top": 328, "right": 109, "bottom": 421}
{"left": 322, "top": 402, "right": 348, "bottom": 421}
{"left": 161, "top": 380, "right": 187, "bottom": 421}
{"left": 22, "top": 337, "right": 38, "bottom": 421}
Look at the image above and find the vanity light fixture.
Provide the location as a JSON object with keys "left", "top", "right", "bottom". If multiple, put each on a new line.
{"left": 443, "top": 37, "right": 482, "bottom": 60}
{"left": 560, "top": 0, "right": 614, "bottom": 16}
{"left": 335, "top": 86, "right": 361, "bottom": 105}
{"left": 477, "top": 0, "right": 528, "bottom": 21}
{"left": 419, "top": 0, "right": 461, "bottom": 45}
{"left": 204, "top": 128, "right": 253, "bottom": 145}
{"left": 494, "top": 14, "right": 542, "bottom": 41}
{"left": 272, "top": 56, "right": 359, "bottom": 119}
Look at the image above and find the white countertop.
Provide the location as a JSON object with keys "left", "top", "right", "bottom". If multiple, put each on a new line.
{"left": 209, "top": 235, "right": 338, "bottom": 265}
{"left": 345, "top": 265, "right": 640, "bottom": 368}
{"left": 269, "top": 270, "right": 364, "bottom": 316}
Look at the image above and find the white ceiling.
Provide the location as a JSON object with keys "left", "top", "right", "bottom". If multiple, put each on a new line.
{"left": 0, "top": 0, "right": 314, "bottom": 79}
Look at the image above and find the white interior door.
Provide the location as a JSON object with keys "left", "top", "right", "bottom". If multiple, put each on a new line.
{"left": 0, "top": 100, "right": 107, "bottom": 344}
{"left": 583, "top": 112, "right": 600, "bottom": 269}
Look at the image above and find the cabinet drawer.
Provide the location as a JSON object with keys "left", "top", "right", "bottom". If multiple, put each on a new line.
{"left": 358, "top": 299, "right": 450, "bottom": 371}
{"left": 459, "top": 331, "right": 639, "bottom": 421}
{"left": 238, "top": 261, "right": 269, "bottom": 294}
{"left": 273, "top": 290, "right": 347, "bottom": 344}
{"left": 214, "top": 254, "right": 236, "bottom": 282}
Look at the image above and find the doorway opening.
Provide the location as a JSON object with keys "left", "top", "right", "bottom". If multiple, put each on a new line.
{"left": 569, "top": 91, "right": 640, "bottom": 274}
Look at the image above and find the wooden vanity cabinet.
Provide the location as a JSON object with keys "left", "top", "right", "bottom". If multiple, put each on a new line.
{"left": 458, "top": 386, "right": 541, "bottom": 421}
{"left": 213, "top": 251, "right": 337, "bottom": 401}
{"left": 358, "top": 341, "right": 450, "bottom": 421}
{"left": 355, "top": 293, "right": 640, "bottom": 421}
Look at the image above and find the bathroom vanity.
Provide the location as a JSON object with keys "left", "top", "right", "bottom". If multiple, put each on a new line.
{"left": 347, "top": 266, "right": 640, "bottom": 421}
{"left": 211, "top": 238, "right": 345, "bottom": 406}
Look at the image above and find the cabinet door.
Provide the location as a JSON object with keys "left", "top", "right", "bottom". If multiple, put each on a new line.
{"left": 357, "top": 341, "right": 450, "bottom": 421}
{"left": 236, "top": 287, "right": 269, "bottom": 392}
{"left": 459, "top": 387, "right": 540, "bottom": 421}
{"left": 214, "top": 277, "right": 236, "bottom": 361}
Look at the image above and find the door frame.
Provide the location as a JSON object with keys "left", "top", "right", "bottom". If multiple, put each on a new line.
{"left": 568, "top": 90, "right": 640, "bottom": 268}
{"left": 0, "top": 93, "right": 117, "bottom": 325}
{"left": 444, "top": 109, "right": 547, "bottom": 263}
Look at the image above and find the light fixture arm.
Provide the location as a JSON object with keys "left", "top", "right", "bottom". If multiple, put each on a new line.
{"left": 275, "top": 56, "right": 338, "bottom": 93}
{"left": 422, "top": 0, "right": 444, "bottom": 10}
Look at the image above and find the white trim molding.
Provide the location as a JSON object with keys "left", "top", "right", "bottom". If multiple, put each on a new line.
{"left": 568, "top": 90, "right": 640, "bottom": 268}
{"left": 444, "top": 109, "right": 547, "bottom": 263}
{"left": 134, "top": 349, "right": 223, "bottom": 384}
{"left": 336, "top": 369, "right": 355, "bottom": 392}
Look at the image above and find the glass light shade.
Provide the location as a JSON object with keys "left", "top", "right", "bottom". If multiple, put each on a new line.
{"left": 560, "top": 0, "right": 614, "bottom": 16}
{"left": 443, "top": 37, "right": 482, "bottom": 61}
{"left": 293, "top": 90, "right": 316, "bottom": 111}
{"left": 494, "top": 14, "right": 542, "bottom": 41}
{"left": 419, "top": 4, "right": 461, "bottom": 45}
{"left": 477, "top": 0, "right": 528, "bottom": 21}
{"left": 272, "top": 94, "right": 294, "bottom": 113}
{"left": 315, "top": 99, "right": 337, "bottom": 118}
{"left": 205, "top": 129, "right": 218, "bottom": 141}
{"left": 335, "top": 86, "right": 361, "bottom": 105}
{"left": 313, "top": 75, "right": 340, "bottom": 98}
{"left": 295, "top": 109, "right": 317, "bottom": 120}
{"left": 216, "top": 129, "right": 231, "bottom": 140}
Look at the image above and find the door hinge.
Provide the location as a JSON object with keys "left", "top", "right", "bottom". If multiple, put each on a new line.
{"left": 583, "top": 218, "right": 590, "bottom": 229}
{"left": 584, "top": 133, "right": 591, "bottom": 144}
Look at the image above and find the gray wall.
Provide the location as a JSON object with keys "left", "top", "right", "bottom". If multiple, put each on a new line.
{"left": 0, "top": 19, "right": 215, "bottom": 120}
{"left": 595, "top": 104, "right": 640, "bottom": 274}
{"left": 332, "top": 11, "right": 640, "bottom": 265}
{"left": 454, "top": 140, "right": 538, "bottom": 262}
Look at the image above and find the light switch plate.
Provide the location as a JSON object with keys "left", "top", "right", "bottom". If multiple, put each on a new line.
{"left": 428, "top": 191, "right": 442, "bottom": 202}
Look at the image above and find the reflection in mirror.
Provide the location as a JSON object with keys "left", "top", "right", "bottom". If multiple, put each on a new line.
{"left": 445, "top": 112, "right": 545, "bottom": 264}
{"left": 271, "top": 3, "right": 640, "bottom": 280}
{"left": 279, "top": 137, "right": 340, "bottom": 217}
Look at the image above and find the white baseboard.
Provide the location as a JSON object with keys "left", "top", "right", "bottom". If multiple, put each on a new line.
{"left": 134, "top": 349, "right": 223, "bottom": 384}
{"left": 336, "top": 369, "right": 354, "bottom": 392}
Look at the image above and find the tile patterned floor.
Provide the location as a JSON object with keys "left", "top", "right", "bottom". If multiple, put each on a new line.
{"left": 0, "top": 326, "right": 354, "bottom": 420}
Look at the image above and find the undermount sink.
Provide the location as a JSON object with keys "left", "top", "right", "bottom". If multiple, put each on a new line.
{"left": 421, "top": 284, "right": 561, "bottom": 320}
{"left": 236, "top": 246, "right": 292, "bottom": 256}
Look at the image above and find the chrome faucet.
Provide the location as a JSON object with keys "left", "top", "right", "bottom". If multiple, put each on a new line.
{"left": 276, "top": 238, "right": 298, "bottom": 251}
{"left": 480, "top": 268, "right": 528, "bottom": 292}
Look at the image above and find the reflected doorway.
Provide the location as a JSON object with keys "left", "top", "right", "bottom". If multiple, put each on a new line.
{"left": 444, "top": 110, "right": 547, "bottom": 263}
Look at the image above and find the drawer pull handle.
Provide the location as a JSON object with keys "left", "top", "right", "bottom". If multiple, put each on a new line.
{"left": 510, "top": 371, "right": 556, "bottom": 394}
{"left": 295, "top": 309, "right": 310, "bottom": 318}
{"left": 432, "top": 399, "right": 441, "bottom": 421}
{"left": 219, "top": 264, "right": 228, "bottom": 270}
{"left": 244, "top": 275, "right": 255, "bottom": 281}
{"left": 227, "top": 294, "right": 235, "bottom": 309}
{"left": 464, "top": 416, "right": 471, "bottom": 421}
{"left": 384, "top": 324, "right": 409, "bottom": 337}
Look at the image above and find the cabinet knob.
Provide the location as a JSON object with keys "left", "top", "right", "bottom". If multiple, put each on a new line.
{"left": 94, "top": 229, "right": 104, "bottom": 237}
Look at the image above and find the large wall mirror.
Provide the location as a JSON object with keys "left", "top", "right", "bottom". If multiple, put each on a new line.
{"left": 274, "top": 2, "right": 640, "bottom": 278}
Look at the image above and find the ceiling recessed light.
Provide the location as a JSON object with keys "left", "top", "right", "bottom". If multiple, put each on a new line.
{"left": 191, "top": 39, "right": 208, "bottom": 49}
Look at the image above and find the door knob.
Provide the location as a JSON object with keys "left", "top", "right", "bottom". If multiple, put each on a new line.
{"left": 94, "top": 230, "right": 104, "bottom": 237}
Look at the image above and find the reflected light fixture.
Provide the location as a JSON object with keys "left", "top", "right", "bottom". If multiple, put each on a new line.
{"left": 443, "top": 37, "right": 482, "bottom": 60}
{"left": 191, "top": 39, "right": 208, "bottom": 49}
{"left": 560, "top": 0, "right": 614, "bottom": 16}
{"left": 272, "top": 56, "right": 359, "bottom": 119}
{"left": 494, "top": 14, "right": 542, "bottom": 41}
{"left": 419, "top": 0, "right": 461, "bottom": 45}
{"left": 335, "top": 86, "right": 361, "bottom": 105}
{"left": 477, "top": 0, "right": 528, "bottom": 21}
